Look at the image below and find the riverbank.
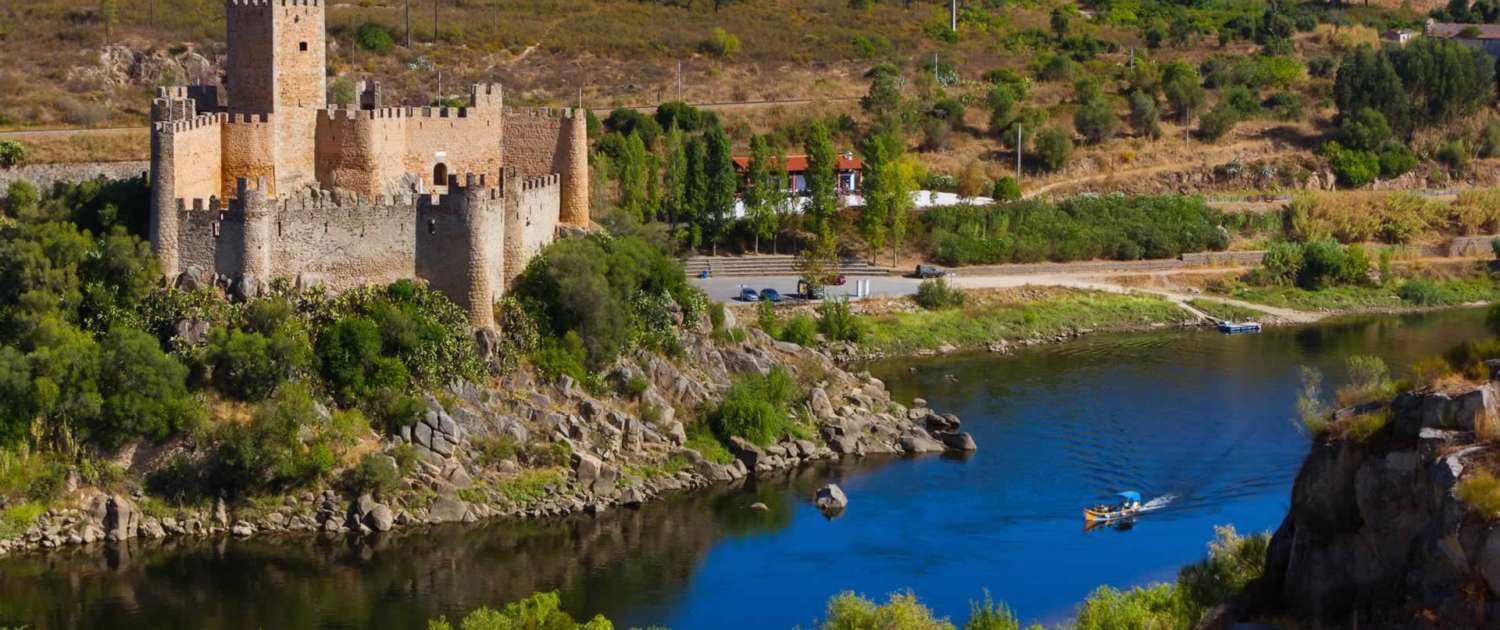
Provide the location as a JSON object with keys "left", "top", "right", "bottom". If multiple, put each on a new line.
{"left": 0, "top": 319, "right": 976, "bottom": 558}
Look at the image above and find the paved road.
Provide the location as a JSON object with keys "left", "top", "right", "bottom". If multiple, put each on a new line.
{"left": 694, "top": 269, "right": 1319, "bottom": 324}
{"left": 692, "top": 275, "right": 920, "bottom": 303}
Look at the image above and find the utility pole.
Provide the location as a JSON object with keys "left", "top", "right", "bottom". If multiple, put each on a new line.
{"left": 405, "top": 0, "right": 412, "bottom": 47}
{"left": 433, "top": 0, "right": 438, "bottom": 44}
{"left": 950, "top": 0, "right": 957, "bottom": 31}
{"left": 676, "top": 62, "right": 683, "bottom": 101}
{"left": 1015, "top": 125, "right": 1023, "bottom": 181}
{"left": 437, "top": 70, "right": 443, "bottom": 104}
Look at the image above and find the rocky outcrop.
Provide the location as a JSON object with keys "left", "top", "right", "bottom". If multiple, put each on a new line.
{"left": 1248, "top": 380, "right": 1500, "bottom": 627}
{"left": 0, "top": 308, "right": 974, "bottom": 557}
{"left": 815, "top": 484, "right": 848, "bottom": 516}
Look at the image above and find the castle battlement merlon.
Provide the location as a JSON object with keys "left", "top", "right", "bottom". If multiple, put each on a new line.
{"left": 502, "top": 106, "right": 583, "bottom": 119}
{"left": 522, "top": 173, "right": 561, "bottom": 191}
{"left": 153, "top": 112, "right": 223, "bottom": 134}
{"left": 226, "top": 0, "right": 321, "bottom": 8}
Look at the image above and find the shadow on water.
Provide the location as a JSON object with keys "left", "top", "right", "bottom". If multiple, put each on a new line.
{"left": 0, "top": 308, "right": 1492, "bottom": 629}
{"left": 0, "top": 458, "right": 887, "bottom": 630}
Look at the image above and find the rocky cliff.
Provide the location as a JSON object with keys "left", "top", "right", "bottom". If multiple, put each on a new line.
{"left": 1247, "top": 375, "right": 1500, "bottom": 627}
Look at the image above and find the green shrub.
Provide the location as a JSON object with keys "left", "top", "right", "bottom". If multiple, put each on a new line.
{"left": 0, "top": 501, "right": 45, "bottom": 539}
{"left": 710, "top": 367, "right": 799, "bottom": 446}
{"left": 1437, "top": 139, "right": 1470, "bottom": 176}
{"left": 513, "top": 235, "right": 692, "bottom": 369}
{"left": 208, "top": 384, "right": 336, "bottom": 497}
{"left": 0, "top": 141, "right": 25, "bottom": 169}
{"left": 702, "top": 27, "right": 741, "bottom": 58}
{"left": 1030, "top": 127, "right": 1073, "bottom": 172}
{"left": 92, "top": 325, "right": 204, "bottom": 449}
{"left": 818, "top": 591, "right": 954, "bottom": 630}
{"left": 532, "top": 331, "right": 589, "bottom": 384}
{"left": 991, "top": 176, "right": 1021, "bottom": 202}
{"left": 523, "top": 441, "right": 572, "bottom": 468}
{"left": 779, "top": 313, "right": 818, "bottom": 346}
{"left": 755, "top": 299, "right": 778, "bottom": 335}
{"left": 348, "top": 452, "right": 401, "bottom": 495}
{"left": 427, "top": 592, "right": 612, "bottom": 630}
{"left": 1197, "top": 102, "right": 1239, "bottom": 142}
{"left": 473, "top": 434, "right": 519, "bottom": 467}
{"left": 1397, "top": 278, "right": 1459, "bottom": 306}
{"left": 1176, "top": 526, "right": 1269, "bottom": 619}
{"left": 1072, "top": 584, "right": 1189, "bottom": 630}
{"left": 1378, "top": 144, "right": 1418, "bottom": 178}
{"left": 354, "top": 23, "right": 395, "bottom": 53}
{"left": 816, "top": 299, "right": 865, "bottom": 343}
{"left": 914, "top": 278, "right": 966, "bottom": 310}
{"left": 206, "top": 320, "right": 312, "bottom": 400}
{"left": 1458, "top": 472, "right": 1500, "bottom": 518}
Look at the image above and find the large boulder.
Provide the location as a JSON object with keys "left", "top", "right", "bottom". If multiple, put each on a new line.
{"left": 426, "top": 497, "right": 469, "bottom": 524}
{"left": 815, "top": 484, "right": 848, "bottom": 515}
{"left": 727, "top": 436, "right": 765, "bottom": 471}
{"left": 366, "top": 504, "right": 394, "bottom": 532}
{"left": 809, "top": 388, "right": 836, "bottom": 420}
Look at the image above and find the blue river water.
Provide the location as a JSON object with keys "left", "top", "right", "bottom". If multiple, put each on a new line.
{"left": 0, "top": 309, "right": 1489, "bottom": 629}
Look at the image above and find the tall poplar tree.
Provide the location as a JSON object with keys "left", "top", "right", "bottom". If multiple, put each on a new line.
{"left": 803, "top": 122, "right": 838, "bottom": 239}
{"left": 702, "top": 123, "right": 736, "bottom": 255}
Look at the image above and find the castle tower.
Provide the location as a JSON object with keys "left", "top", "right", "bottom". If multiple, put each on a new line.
{"left": 559, "top": 110, "right": 589, "bottom": 227}
{"left": 235, "top": 177, "right": 275, "bottom": 282}
{"left": 416, "top": 173, "right": 503, "bottom": 329}
{"left": 225, "top": 0, "right": 327, "bottom": 114}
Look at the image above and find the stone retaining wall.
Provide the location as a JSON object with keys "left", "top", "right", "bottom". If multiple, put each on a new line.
{"left": 0, "top": 161, "right": 149, "bottom": 191}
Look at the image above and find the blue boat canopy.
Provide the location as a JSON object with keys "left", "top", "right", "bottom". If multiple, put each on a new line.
{"left": 1116, "top": 491, "right": 1142, "bottom": 502}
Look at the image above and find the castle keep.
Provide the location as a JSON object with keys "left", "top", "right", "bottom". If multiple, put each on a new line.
{"left": 148, "top": 0, "right": 589, "bottom": 327}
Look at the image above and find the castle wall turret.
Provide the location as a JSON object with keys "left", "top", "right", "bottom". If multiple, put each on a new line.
{"left": 151, "top": 113, "right": 224, "bottom": 276}
{"left": 417, "top": 173, "right": 503, "bottom": 328}
{"left": 502, "top": 108, "right": 589, "bottom": 228}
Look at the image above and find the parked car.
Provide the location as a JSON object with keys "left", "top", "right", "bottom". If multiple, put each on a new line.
{"left": 798, "top": 280, "right": 826, "bottom": 300}
{"left": 737, "top": 287, "right": 761, "bottom": 302}
{"left": 913, "top": 264, "right": 946, "bottom": 279}
{"left": 758, "top": 288, "right": 784, "bottom": 302}
{"left": 828, "top": 274, "right": 848, "bottom": 286}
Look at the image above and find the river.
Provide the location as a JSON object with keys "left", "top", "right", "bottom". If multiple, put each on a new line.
{"left": 0, "top": 309, "right": 1489, "bottom": 629}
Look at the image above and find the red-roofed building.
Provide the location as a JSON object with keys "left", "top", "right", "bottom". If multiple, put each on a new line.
{"left": 731, "top": 152, "right": 863, "bottom": 196}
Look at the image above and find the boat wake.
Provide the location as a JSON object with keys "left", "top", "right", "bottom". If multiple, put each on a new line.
{"left": 1138, "top": 494, "right": 1176, "bottom": 512}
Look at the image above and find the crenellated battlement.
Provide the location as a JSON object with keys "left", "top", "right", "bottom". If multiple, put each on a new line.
{"left": 318, "top": 105, "right": 496, "bottom": 121}
{"left": 154, "top": 113, "right": 222, "bottom": 134}
{"left": 503, "top": 107, "right": 584, "bottom": 119}
{"left": 226, "top": 0, "right": 321, "bottom": 8}
{"left": 520, "top": 173, "right": 560, "bottom": 191}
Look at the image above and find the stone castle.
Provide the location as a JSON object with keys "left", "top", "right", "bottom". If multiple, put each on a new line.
{"left": 148, "top": 0, "right": 589, "bottom": 327}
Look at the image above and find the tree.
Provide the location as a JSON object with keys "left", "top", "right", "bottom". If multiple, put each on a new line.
{"left": 744, "top": 135, "right": 778, "bottom": 253}
{"left": 858, "top": 130, "right": 900, "bottom": 261}
{"left": 92, "top": 325, "right": 201, "bottom": 449}
{"left": 1074, "top": 99, "right": 1120, "bottom": 144}
{"left": 1050, "top": 6, "right": 1073, "bottom": 39}
{"left": 862, "top": 72, "right": 906, "bottom": 131}
{"left": 1128, "top": 90, "right": 1162, "bottom": 139}
{"left": 957, "top": 161, "right": 987, "bottom": 200}
{"left": 100, "top": 0, "right": 117, "bottom": 41}
{"left": 615, "top": 133, "right": 651, "bottom": 221}
{"left": 680, "top": 136, "right": 706, "bottom": 249}
{"left": 661, "top": 126, "right": 689, "bottom": 230}
{"left": 803, "top": 122, "right": 839, "bottom": 238}
{"left": 1333, "top": 46, "right": 1409, "bottom": 134}
{"left": 0, "top": 346, "right": 35, "bottom": 447}
{"left": 1339, "top": 107, "right": 1391, "bottom": 151}
{"left": 1392, "top": 38, "right": 1494, "bottom": 128}
{"left": 1197, "top": 102, "right": 1240, "bottom": 142}
{"left": 702, "top": 123, "right": 736, "bottom": 254}
{"left": 1162, "top": 61, "right": 1205, "bottom": 122}
{"left": 330, "top": 76, "right": 357, "bottom": 107}
{"left": 1031, "top": 127, "right": 1074, "bottom": 172}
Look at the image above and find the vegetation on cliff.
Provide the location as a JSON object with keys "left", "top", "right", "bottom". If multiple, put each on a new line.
{"left": 429, "top": 524, "right": 1268, "bottom": 630}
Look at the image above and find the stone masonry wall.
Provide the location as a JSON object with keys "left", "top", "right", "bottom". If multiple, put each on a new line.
{"left": 502, "top": 109, "right": 587, "bottom": 227}
{"left": 314, "top": 108, "right": 409, "bottom": 197}
{"left": 172, "top": 173, "right": 511, "bottom": 326}
{"left": 224, "top": 0, "right": 275, "bottom": 114}
{"left": 220, "top": 113, "right": 278, "bottom": 197}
